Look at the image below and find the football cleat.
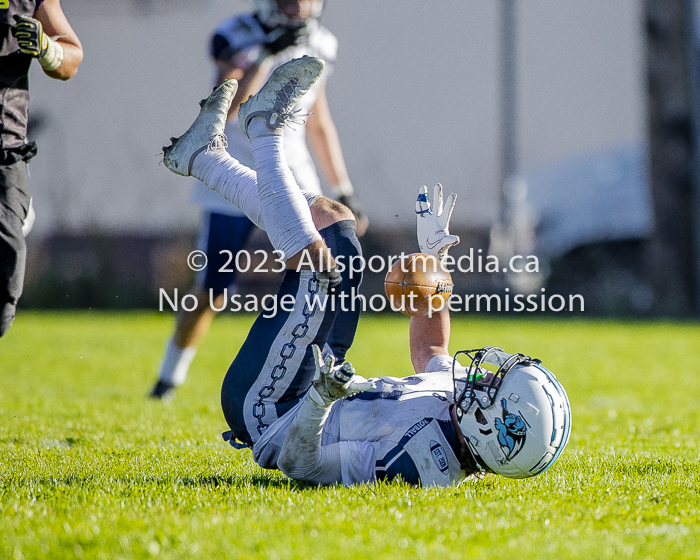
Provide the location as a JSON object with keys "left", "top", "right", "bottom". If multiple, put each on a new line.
{"left": 238, "top": 56, "right": 324, "bottom": 138}
{"left": 149, "top": 380, "right": 177, "bottom": 403}
{"left": 453, "top": 347, "right": 571, "bottom": 478}
{"left": 162, "top": 79, "right": 238, "bottom": 176}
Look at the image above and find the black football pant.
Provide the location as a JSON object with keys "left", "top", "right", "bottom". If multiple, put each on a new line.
{"left": 0, "top": 159, "right": 31, "bottom": 336}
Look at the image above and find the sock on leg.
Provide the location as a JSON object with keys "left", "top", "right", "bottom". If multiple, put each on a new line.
{"left": 250, "top": 132, "right": 321, "bottom": 258}
{"left": 158, "top": 338, "right": 197, "bottom": 387}
{"left": 191, "top": 149, "right": 265, "bottom": 230}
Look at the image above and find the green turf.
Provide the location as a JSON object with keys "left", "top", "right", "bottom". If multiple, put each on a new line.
{"left": 1, "top": 312, "right": 698, "bottom": 559}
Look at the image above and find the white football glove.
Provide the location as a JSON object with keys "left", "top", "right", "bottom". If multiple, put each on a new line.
{"left": 310, "top": 345, "right": 376, "bottom": 406}
{"left": 416, "top": 184, "right": 460, "bottom": 260}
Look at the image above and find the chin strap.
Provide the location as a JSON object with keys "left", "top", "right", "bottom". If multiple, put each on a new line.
{"left": 448, "top": 405, "right": 481, "bottom": 475}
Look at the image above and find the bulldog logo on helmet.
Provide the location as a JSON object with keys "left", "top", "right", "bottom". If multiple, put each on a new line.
{"left": 494, "top": 398, "right": 528, "bottom": 460}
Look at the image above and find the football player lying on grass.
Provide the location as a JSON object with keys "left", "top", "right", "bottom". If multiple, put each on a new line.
{"left": 161, "top": 56, "right": 572, "bottom": 486}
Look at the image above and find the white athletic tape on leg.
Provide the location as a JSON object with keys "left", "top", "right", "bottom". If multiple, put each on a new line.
{"left": 251, "top": 135, "right": 321, "bottom": 257}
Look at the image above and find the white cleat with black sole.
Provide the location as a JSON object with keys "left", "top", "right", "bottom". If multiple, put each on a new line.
{"left": 162, "top": 79, "right": 238, "bottom": 176}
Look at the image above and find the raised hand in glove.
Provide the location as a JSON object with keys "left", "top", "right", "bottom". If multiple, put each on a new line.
{"left": 310, "top": 345, "right": 375, "bottom": 406}
{"left": 416, "top": 184, "right": 460, "bottom": 260}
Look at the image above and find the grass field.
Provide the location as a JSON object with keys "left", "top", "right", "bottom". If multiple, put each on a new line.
{"left": 1, "top": 311, "right": 699, "bottom": 559}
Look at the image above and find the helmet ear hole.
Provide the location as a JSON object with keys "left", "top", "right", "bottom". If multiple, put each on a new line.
{"left": 474, "top": 408, "right": 488, "bottom": 425}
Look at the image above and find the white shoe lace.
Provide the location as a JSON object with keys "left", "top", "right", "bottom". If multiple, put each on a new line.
{"left": 268, "top": 78, "right": 314, "bottom": 129}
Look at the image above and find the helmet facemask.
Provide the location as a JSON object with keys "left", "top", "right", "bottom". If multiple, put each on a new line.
{"left": 453, "top": 347, "right": 535, "bottom": 416}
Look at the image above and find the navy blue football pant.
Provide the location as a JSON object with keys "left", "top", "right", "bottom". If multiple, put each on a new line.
{"left": 196, "top": 211, "right": 256, "bottom": 296}
{"left": 221, "top": 220, "right": 362, "bottom": 446}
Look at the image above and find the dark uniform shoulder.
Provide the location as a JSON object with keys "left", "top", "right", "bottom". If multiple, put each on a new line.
{"left": 210, "top": 12, "right": 265, "bottom": 60}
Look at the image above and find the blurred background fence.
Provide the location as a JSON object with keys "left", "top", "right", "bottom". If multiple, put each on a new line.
{"left": 18, "top": 0, "right": 700, "bottom": 316}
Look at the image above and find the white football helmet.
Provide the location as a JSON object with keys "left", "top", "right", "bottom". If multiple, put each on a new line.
{"left": 254, "top": 0, "right": 325, "bottom": 27}
{"left": 453, "top": 347, "right": 571, "bottom": 478}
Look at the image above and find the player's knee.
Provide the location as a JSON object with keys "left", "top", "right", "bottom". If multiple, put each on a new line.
{"left": 310, "top": 196, "right": 356, "bottom": 230}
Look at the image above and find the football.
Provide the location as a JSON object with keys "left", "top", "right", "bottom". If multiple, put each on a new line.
{"left": 384, "top": 253, "right": 453, "bottom": 316}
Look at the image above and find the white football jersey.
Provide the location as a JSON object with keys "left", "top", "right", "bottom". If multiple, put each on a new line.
{"left": 254, "top": 355, "right": 469, "bottom": 486}
{"left": 191, "top": 13, "right": 339, "bottom": 216}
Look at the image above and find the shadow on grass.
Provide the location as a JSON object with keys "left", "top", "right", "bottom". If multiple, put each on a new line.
{"left": 3, "top": 473, "right": 292, "bottom": 491}
{"left": 4, "top": 472, "right": 425, "bottom": 494}
{"left": 175, "top": 473, "right": 290, "bottom": 489}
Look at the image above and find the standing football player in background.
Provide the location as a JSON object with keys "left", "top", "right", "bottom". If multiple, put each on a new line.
{"left": 0, "top": 0, "right": 83, "bottom": 337}
{"left": 150, "top": 0, "right": 366, "bottom": 401}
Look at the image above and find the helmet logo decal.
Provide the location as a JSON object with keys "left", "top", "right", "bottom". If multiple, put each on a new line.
{"left": 494, "top": 398, "right": 528, "bottom": 460}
